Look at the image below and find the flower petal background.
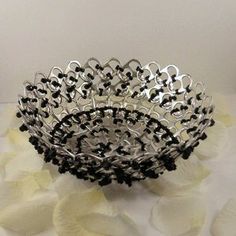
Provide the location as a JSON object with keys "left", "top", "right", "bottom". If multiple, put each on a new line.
{"left": 53, "top": 186, "right": 141, "bottom": 236}
{"left": 4, "top": 151, "right": 44, "bottom": 181}
{"left": 51, "top": 174, "right": 88, "bottom": 199}
{"left": 0, "top": 152, "right": 15, "bottom": 181}
{"left": 213, "top": 93, "right": 236, "bottom": 127}
{"left": 0, "top": 192, "right": 58, "bottom": 235}
{"left": 211, "top": 198, "right": 236, "bottom": 236}
{"left": 195, "top": 121, "right": 228, "bottom": 160}
{"left": 79, "top": 213, "right": 140, "bottom": 236}
{"left": 151, "top": 193, "right": 206, "bottom": 236}
{"left": 6, "top": 129, "right": 30, "bottom": 151}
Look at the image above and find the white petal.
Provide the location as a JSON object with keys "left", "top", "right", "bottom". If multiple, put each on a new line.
{"left": 195, "top": 121, "right": 228, "bottom": 160}
{"left": 213, "top": 93, "right": 236, "bottom": 127}
{"left": 144, "top": 154, "right": 210, "bottom": 196}
{"left": 211, "top": 198, "right": 236, "bottom": 236}
{"left": 0, "top": 228, "right": 8, "bottom": 236}
{"left": 0, "top": 192, "right": 57, "bottom": 235}
{"left": 53, "top": 188, "right": 115, "bottom": 236}
{"left": 31, "top": 169, "right": 53, "bottom": 189}
{"left": 0, "top": 171, "right": 51, "bottom": 210}
{"left": 80, "top": 213, "right": 140, "bottom": 236}
{"left": 51, "top": 173, "right": 88, "bottom": 198}
{"left": 6, "top": 129, "right": 31, "bottom": 151}
{"left": 11, "top": 175, "right": 41, "bottom": 199}
{"left": 4, "top": 150, "right": 44, "bottom": 181}
{"left": 178, "top": 227, "right": 201, "bottom": 236}
{"left": 0, "top": 227, "right": 19, "bottom": 236}
{"left": 0, "top": 152, "right": 14, "bottom": 167}
{"left": 12, "top": 169, "right": 53, "bottom": 197}
{"left": 151, "top": 193, "right": 206, "bottom": 236}
{"left": 43, "top": 162, "right": 60, "bottom": 179}
{"left": 0, "top": 182, "right": 22, "bottom": 210}
{"left": 0, "top": 105, "right": 21, "bottom": 136}
{"left": 0, "top": 152, "right": 15, "bottom": 180}
{"left": 34, "top": 228, "right": 58, "bottom": 236}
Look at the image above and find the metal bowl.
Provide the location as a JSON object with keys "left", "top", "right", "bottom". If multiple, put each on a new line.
{"left": 17, "top": 58, "right": 214, "bottom": 186}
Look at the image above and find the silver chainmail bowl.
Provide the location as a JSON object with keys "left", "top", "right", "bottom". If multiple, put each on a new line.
{"left": 17, "top": 58, "right": 214, "bottom": 186}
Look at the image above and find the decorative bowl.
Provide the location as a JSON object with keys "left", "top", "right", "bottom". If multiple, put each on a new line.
{"left": 17, "top": 58, "right": 214, "bottom": 186}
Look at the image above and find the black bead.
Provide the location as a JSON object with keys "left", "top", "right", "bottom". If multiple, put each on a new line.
{"left": 210, "top": 119, "right": 215, "bottom": 126}
{"left": 38, "top": 88, "right": 47, "bottom": 94}
{"left": 16, "top": 112, "right": 22, "bottom": 118}
{"left": 58, "top": 73, "right": 65, "bottom": 78}
{"left": 102, "top": 161, "right": 111, "bottom": 170}
{"left": 196, "top": 93, "right": 202, "bottom": 100}
{"left": 182, "top": 146, "right": 194, "bottom": 159}
{"left": 87, "top": 73, "right": 94, "bottom": 80}
{"left": 21, "top": 97, "right": 29, "bottom": 103}
{"left": 115, "top": 89, "right": 121, "bottom": 96}
{"left": 44, "top": 156, "right": 51, "bottom": 163}
{"left": 156, "top": 69, "right": 162, "bottom": 76}
{"left": 52, "top": 90, "right": 61, "bottom": 98}
{"left": 58, "top": 166, "right": 66, "bottom": 174}
{"left": 19, "top": 124, "right": 28, "bottom": 132}
{"left": 26, "top": 85, "right": 35, "bottom": 91}
{"left": 69, "top": 168, "right": 78, "bottom": 175}
{"left": 29, "top": 136, "right": 38, "bottom": 145}
{"left": 123, "top": 175, "right": 132, "bottom": 187}
{"left": 115, "top": 65, "right": 124, "bottom": 72}
{"left": 131, "top": 161, "right": 140, "bottom": 170}
{"left": 99, "top": 176, "right": 112, "bottom": 186}
{"left": 153, "top": 135, "right": 159, "bottom": 143}
{"left": 37, "top": 146, "right": 44, "bottom": 154}
{"left": 67, "top": 85, "right": 76, "bottom": 93}
{"left": 41, "top": 78, "right": 49, "bottom": 83}
{"left": 80, "top": 123, "right": 87, "bottom": 130}
{"left": 131, "top": 91, "right": 138, "bottom": 98}
{"left": 51, "top": 81, "right": 61, "bottom": 87}
{"left": 121, "top": 83, "right": 127, "bottom": 89}
{"left": 200, "top": 133, "right": 207, "bottom": 140}
{"left": 136, "top": 66, "right": 144, "bottom": 73}
{"left": 144, "top": 169, "right": 159, "bottom": 178}
{"left": 164, "top": 160, "right": 176, "bottom": 171}
{"left": 84, "top": 82, "right": 92, "bottom": 89}
{"left": 40, "top": 99, "right": 48, "bottom": 108}
{"left": 114, "top": 168, "right": 125, "bottom": 184}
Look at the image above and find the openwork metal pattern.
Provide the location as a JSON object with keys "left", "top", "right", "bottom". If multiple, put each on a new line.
{"left": 17, "top": 58, "right": 214, "bottom": 186}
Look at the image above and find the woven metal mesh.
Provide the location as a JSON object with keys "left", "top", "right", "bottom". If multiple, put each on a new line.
{"left": 17, "top": 58, "right": 214, "bottom": 186}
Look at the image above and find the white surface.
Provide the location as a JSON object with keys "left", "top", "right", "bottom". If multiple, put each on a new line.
{"left": 0, "top": 0, "right": 236, "bottom": 103}
{"left": 0, "top": 100, "right": 236, "bottom": 235}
